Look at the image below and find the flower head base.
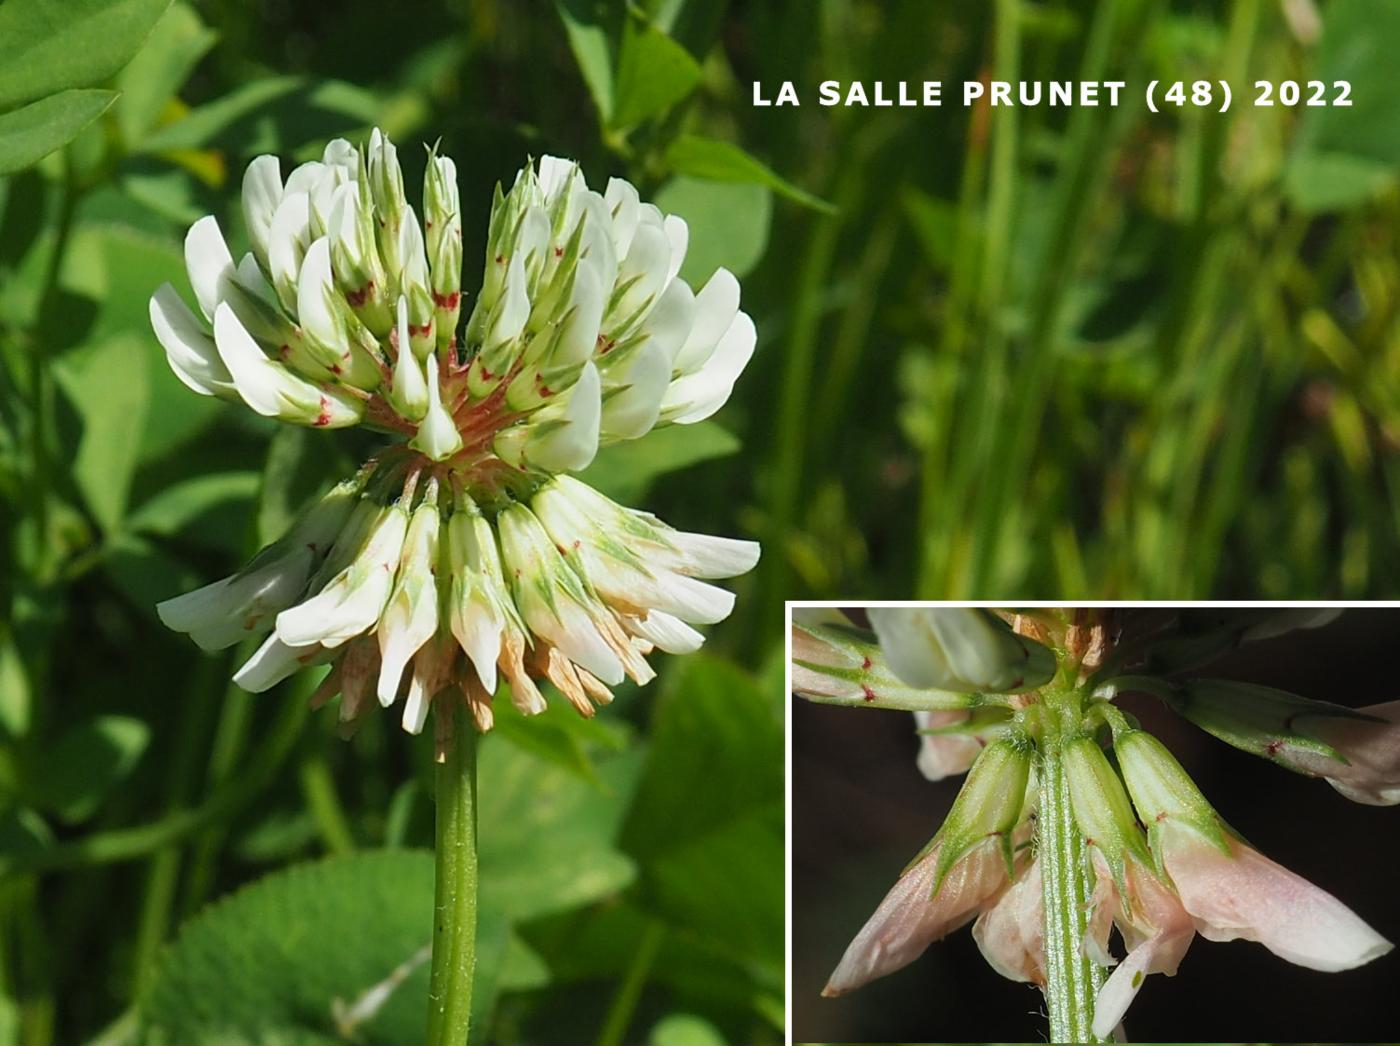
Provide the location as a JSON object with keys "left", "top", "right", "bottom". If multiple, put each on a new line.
{"left": 153, "top": 131, "right": 760, "bottom": 736}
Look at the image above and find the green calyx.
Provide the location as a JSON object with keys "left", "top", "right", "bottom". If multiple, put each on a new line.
{"left": 1164, "top": 677, "right": 1380, "bottom": 771}
{"left": 1061, "top": 733, "right": 1154, "bottom": 896}
{"left": 1115, "top": 728, "right": 1231, "bottom": 870}
{"left": 927, "top": 733, "right": 1034, "bottom": 893}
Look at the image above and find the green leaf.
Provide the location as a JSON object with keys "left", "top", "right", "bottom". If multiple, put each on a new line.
{"left": 70, "top": 224, "right": 223, "bottom": 460}
{"left": 113, "top": 1, "right": 217, "bottom": 144}
{"left": 610, "top": 17, "right": 701, "bottom": 129}
{"left": 0, "top": 90, "right": 117, "bottom": 175}
{"left": 580, "top": 421, "right": 740, "bottom": 503}
{"left": 26, "top": 715, "right": 150, "bottom": 823}
{"left": 650, "top": 1013, "right": 727, "bottom": 1046}
{"left": 477, "top": 734, "right": 640, "bottom": 920}
{"left": 0, "top": 0, "right": 172, "bottom": 111}
{"left": 654, "top": 176, "right": 771, "bottom": 284}
{"left": 1285, "top": 0, "right": 1400, "bottom": 210}
{"left": 141, "top": 851, "right": 438, "bottom": 1044}
{"left": 138, "top": 77, "right": 378, "bottom": 156}
{"left": 665, "top": 135, "right": 835, "bottom": 213}
{"left": 53, "top": 331, "right": 152, "bottom": 532}
{"left": 125, "top": 470, "right": 259, "bottom": 548}
{"left": 555, "top": 0, "right": 618, "bottom": 121}
{"left": 621, "top": 655, "right": 783, "bottom": 971}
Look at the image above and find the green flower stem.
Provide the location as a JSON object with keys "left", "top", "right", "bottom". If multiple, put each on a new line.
{"left": 1039, "top": 697, "right": 1107, "bottom": 1044}
{"left": 427, "top": 711, "right": 479, "bottom": 1045}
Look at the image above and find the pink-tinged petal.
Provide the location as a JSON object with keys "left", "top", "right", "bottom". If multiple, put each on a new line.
{"left": 1294, "top": 699, "right": 1400, "bottom": 806}
{"left": 912, "top": 709, "right": 982, "bottom": 781}
{"left": 1089, "top": 854, "right": 1195, "bottom": 1039}
{"left": 823, "top": 839, "right": 1009, "bottom": 996}
{"left": 972, "top": 858, "right": 1044, "bottom": 985}
{"left": 1163, "top": 826, "right": 1393, "bottom": 972}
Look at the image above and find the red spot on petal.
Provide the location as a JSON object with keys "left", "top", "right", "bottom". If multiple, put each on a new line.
{"left": 554, "top": 246, "right": 564, "bottom": 257}
{"left": 861, "top": 684, "right": 877, "bottom": 702}
{"left": 315, "top": 397, "right": 331, "bottom": 426}
{"left": 432, "top": 291, "right": 461, "bottom": 310}
{"left": 1265, "top": 739, "right": 1284, "bottom": 757}
{"left": 861, "top": 656, "right": 872, "bottom": 669}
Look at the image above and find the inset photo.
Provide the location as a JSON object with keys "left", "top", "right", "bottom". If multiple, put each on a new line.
{"left": 790, "top": 605, "right": 1400, "bottom": 1044}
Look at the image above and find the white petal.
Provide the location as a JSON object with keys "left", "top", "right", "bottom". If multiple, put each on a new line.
{"left": 666, "top": 530, "right": 761, "bottom": 578}
{"left": 297, "top": 237, "right": 344, "bottom": 355}
{"left": 674, "top": 268, "right": 739, "bottom": 374}
{"left": 283, "top": 161, "right": 326, "bottom": 198}
{"left": 322, "top": 137, "right": 358, "bottom": 173}
{"left": 184, "top": 215, "right": 234, "bottom": 322}
{"left": 604, "top": 177, "right": 640, "bottom": 257}
{"left": 607, "top": 222, "right": 670, "bottom": 331}
{"left": 537, "top": 155, "right": 577, "bottom": 204}
{"left": 639, "top": 277, "right": 695, "bottom": 367}
{"left": 663, "top": 311, "right": 756, "bottom": 424}
{"left": 867, "top": 608, "right": 957, "bottom": 691}
{"left": 241, "top": 155, "right": 283, "bottom": 265}
{"left": 409, "top": 356, "right": 464, "bottom": 462}
{"left": 401, "top": 670, "right": 431, "bottom": 734}
{"left": 549, "top": 259, "right": 605, "bottom": 370}
{"left": 233, "top": 633, "right": 317, "bottom": 693}
{"left": 268, "top": 192, "right": 312, "bottom": 309}
{"left": 1165, "top": 829, "right": 1393, "bottom": 973}
{"left": 488, "top": 252, "right": 530, "bottom": 347}
{"left": 529, "top": 361, "right": 601, "bottom": 472}
{"left": 662, "top": 214, "right": 688, "bottom": 285}
{"left": 626, "top": 610, "right": 704, "bottom": 654}
{"left": 601, "top": 342, "right": 669, "bottom": 440}
{"left": 149, "top": 284, "right": 232, "bottom": 396}
{"left": 648, "top": 572, "right": 736, "bottom": 625}
{"left": 391, "top": 297, "right": 429, "bottom": 421}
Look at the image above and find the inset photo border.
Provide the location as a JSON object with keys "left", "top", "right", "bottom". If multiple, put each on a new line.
{"left": 786, "top": 603, "right": 1400, "bottom": 1045}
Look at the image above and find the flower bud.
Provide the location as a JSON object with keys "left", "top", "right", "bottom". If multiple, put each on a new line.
{"left": 409, "top": 355, "right": 463, "bottom": 462}
{"left": 424, "top": 152, "right": 462, "bottom": 350}
{"left": 868, "top": 607, "right": 1056, "bottom": 694}
{"left": 1062, "top": 733, "right": 1155, "bottom": 891}
{"left": 387, "top": 297, "right": 429, "bottom": 422}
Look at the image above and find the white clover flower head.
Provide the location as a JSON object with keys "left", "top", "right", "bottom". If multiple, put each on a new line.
{"left": 152, "top": 130, "right": 760, "bottom": 738}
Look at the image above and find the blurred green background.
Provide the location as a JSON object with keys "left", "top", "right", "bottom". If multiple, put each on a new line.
{"left": 2, "top": 0, "right": 1400, "bottom": 1042}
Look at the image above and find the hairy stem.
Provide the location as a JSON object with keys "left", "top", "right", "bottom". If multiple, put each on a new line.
{"left": 426, "top": 711, "right": 479, "bottom": 1045}
{"left": 1038, "top": 705, "right": 1106, "bottom": 1044}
